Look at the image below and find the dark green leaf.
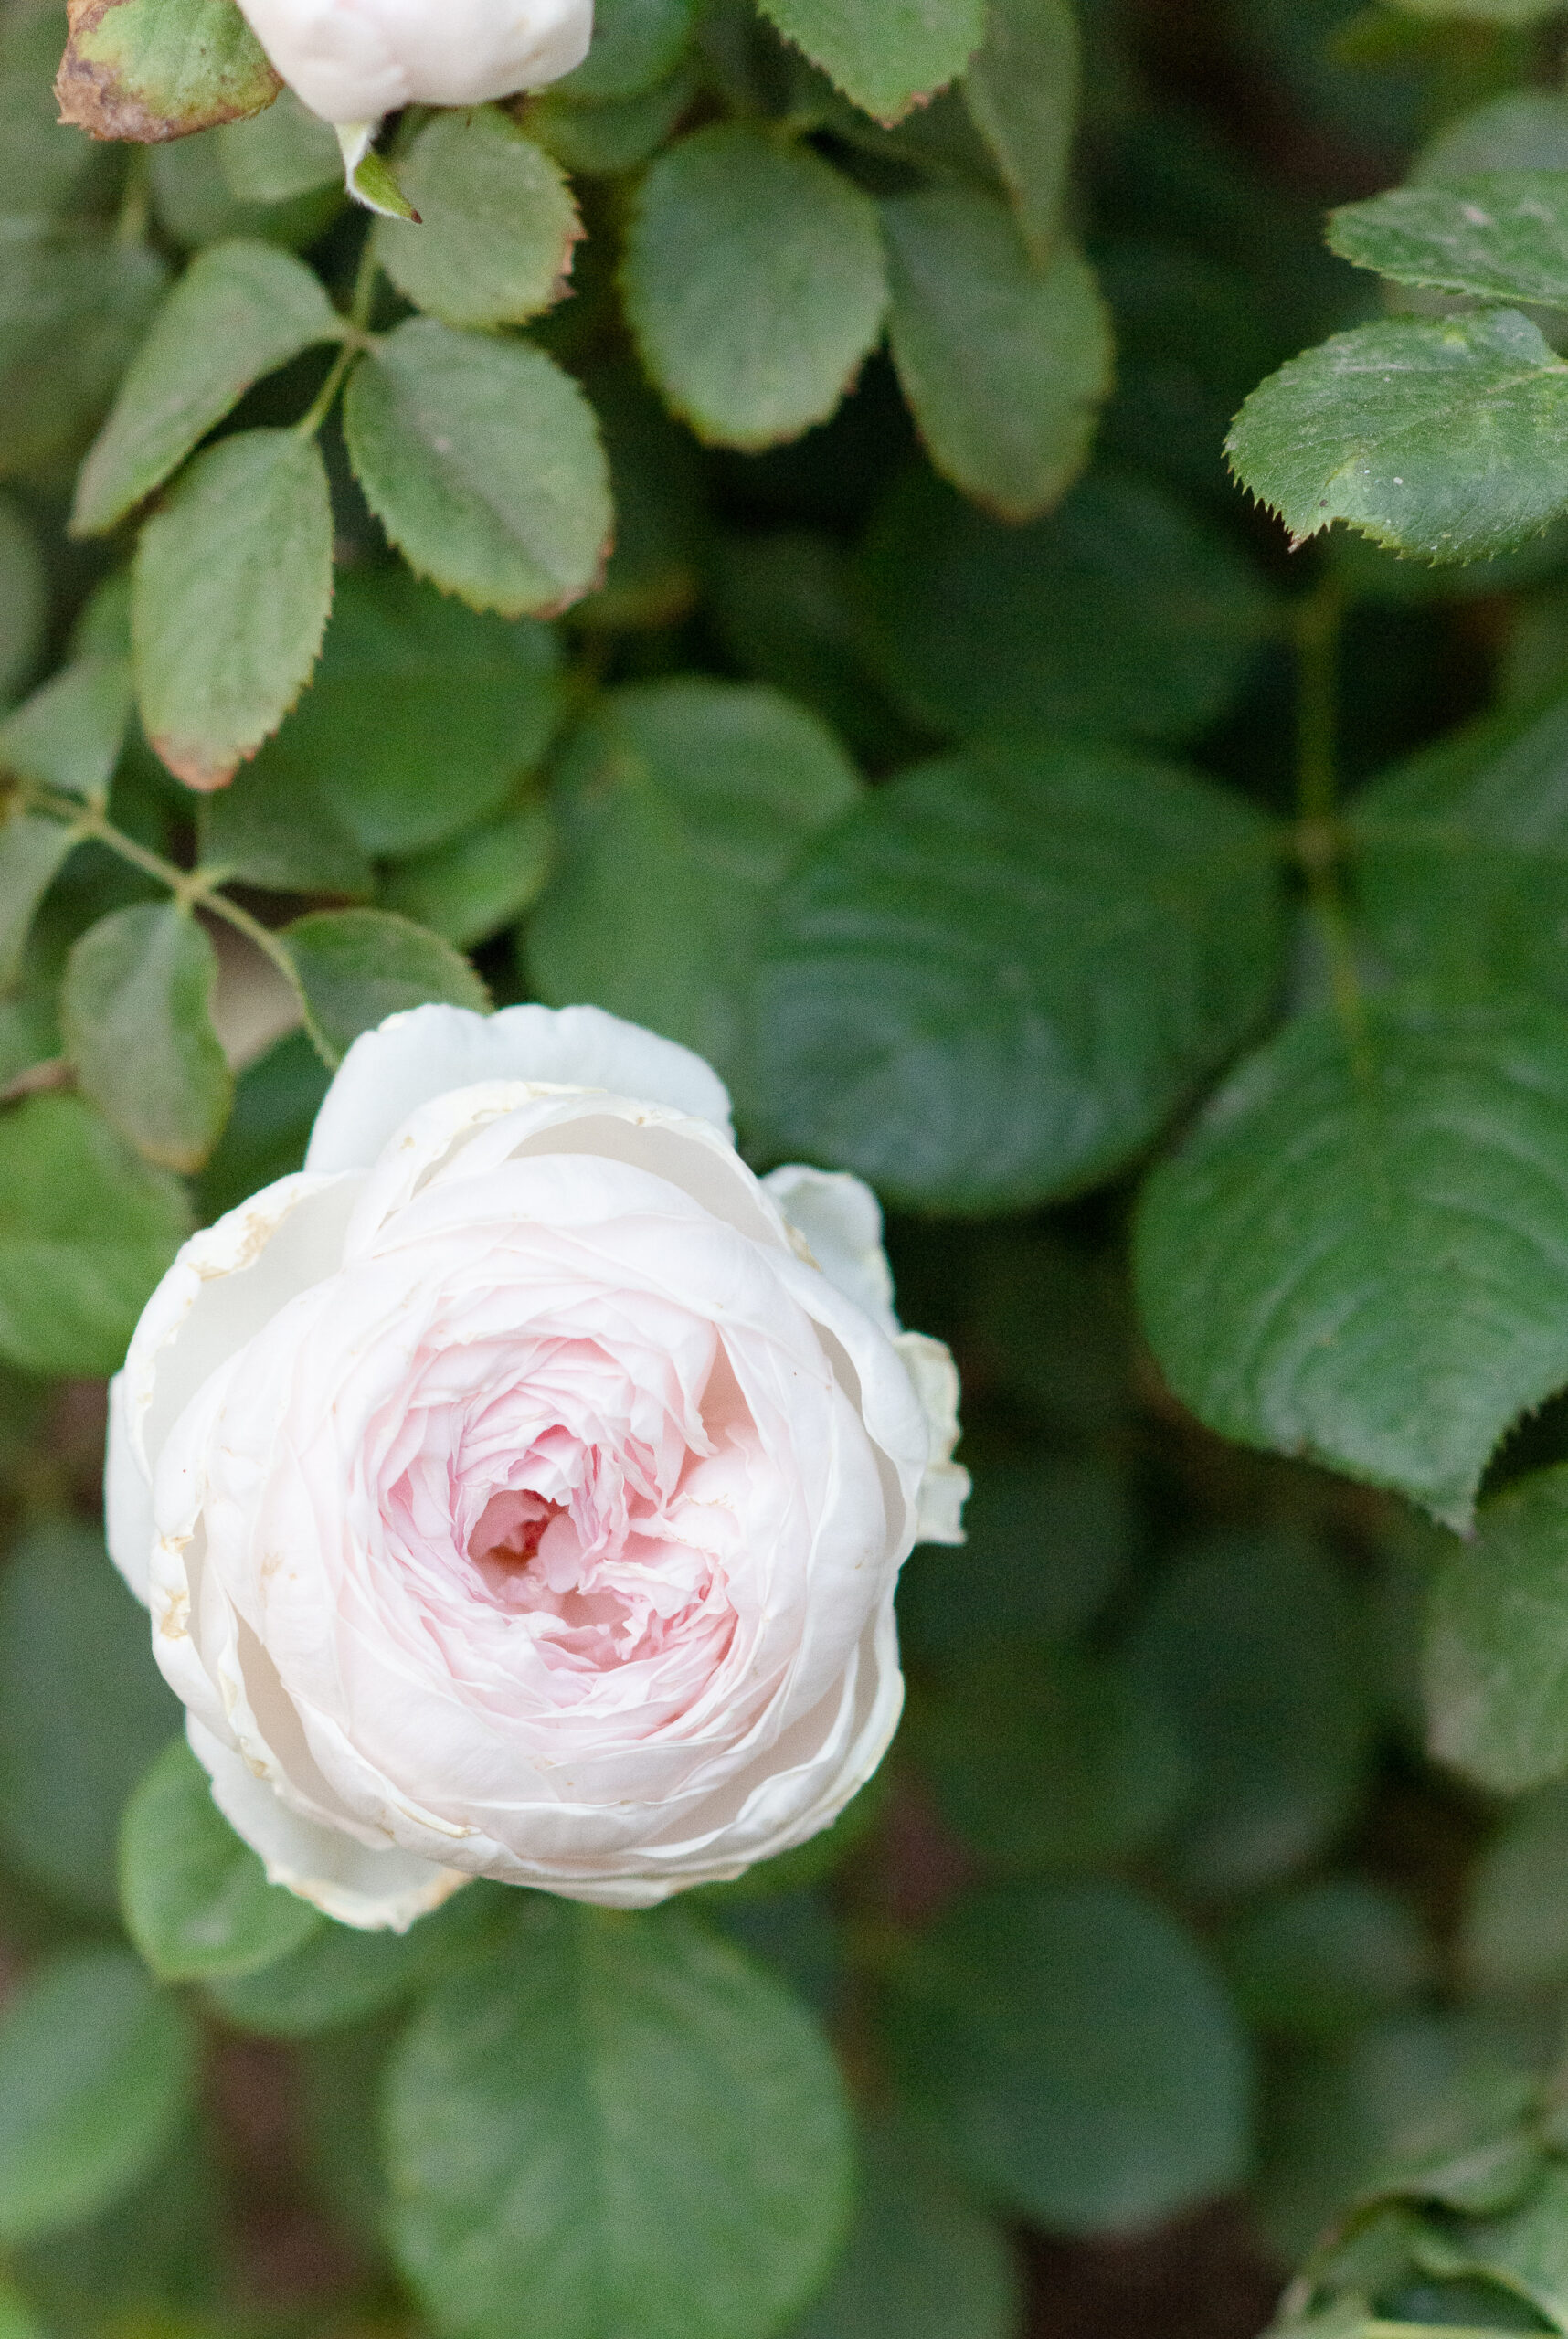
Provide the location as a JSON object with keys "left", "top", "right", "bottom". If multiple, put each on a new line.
{"left": 531, "top": 677, "right": 861, "bottom": 1079}
{"left": 375, "top": 110, "right": 580, "bottom": 331}
{"left": 881, "top": 192, "right": 1109, "bottom": 518}
{"left": 1425, "top": 1464, "right": 1568, "bottom": 1793}
{"left": 1135, "top": 995, "right": 1568, "bottom": 1527}
{"left": 0, "top": 810, "right": 79, "bottom": 990}
{"left": 1330, "top": 173, "right": 1568, "bottom": 307}
{"left": 789, "top": 2121, "right": 1020, "bottom": 2339}
{"left": 61, "top": 904, "right": 232, "bottom": 1171}
{"left": 217, "top": 86, "right": 341, "bottom": 202}
{"left": 196, "top": 751, "right": 374, "bottom": 896}
{"left": 73, "top": 239, "right": 342, "bottom": 536}
{"left": 193, "top": 1025, "right": 329, "bottom": 1221}
{"left": 556, "top": 0, "right": 695, "bottom": 97}
{"left": 1127, "top": 1533, "right": 1372, "bottom": 1897}
{"left": 0, "top": 657, "right": 134, "bottom": 801}
{"left": 572, "top": 364, "right": 705, "bottom": 630}
{"left": 1460, "top": 1784, "right": 1568, "bottom": 1990}
{"left": 254, "top": 564, "right": 563, "bottom": 857}
{"left": 205, "top": 1880, "right": 503, "bottom": 2034}
{"left": 623, "top": 125, "right": 888, "bottom": 450}
{"left": 344, "top": 319, "right": 612, "bottom": 617}
{"left": 0, "top": 1092, "right": 190, "bottom": 1376}
{"left": 0, "top": 1519, "right": 182, "bottom": 1911}
{"left": 387, "top": 1900, "right": 853, "bottom": 2339}
{"left": 883, "top": 1880, "right": 1253, "bottom": 2232}
{"left": 0, "top": 497, "right": 45, "bottom": 700}
{"left": 963, "top": 0, "right": 1077, "bottom": 261}
{"left": 0, "top": 233, "right": 169, "bottom": 482}
{"left": 56, "top": 0, "right": 280, "bottom": 139}
{"left": 1226, "top": 310, "right": 1568, "bottom": 563}
{"left": 752, "top": 739, "right": 1284, "bottom": 1212}
{"left": 860, "top": 467, "right": 1271, "bottom": 742}
{"left": 120, "top": 1735, "right": 323, "bottom": 1983}
{"left": 897, "top": 1455, "right": 1133, "bottom": 1662}
{"left": 757, "top": 0, "right": 985, "bottom": 123}
{"left": 0, "top": 1947, "right": 196, "bottom": 2246}
{"left": 524, "top": 65, "right": 696, "bottom": 175}
{"left": 132, "top": 428, "right": 334, "bottom": 790}
{"left": 149, "top": 120, "right": 342, "bottom": 250}
{"left": 381, "top": 800, "right": 552, "bottom": 948}
{"left": 281, "top": 907, "right": 488, "bottom": 1063}
{"left": 1219, "top": 1880, "right": 1435, "bottom": 2037}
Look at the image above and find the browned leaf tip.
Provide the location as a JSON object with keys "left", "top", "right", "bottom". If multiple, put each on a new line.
{"left": 55, "top": 0, "right": 281, "bottom": 143}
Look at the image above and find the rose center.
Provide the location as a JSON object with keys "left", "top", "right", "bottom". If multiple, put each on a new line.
{"left": 470, "top": 1489, "right": 567, "bottom": 1574}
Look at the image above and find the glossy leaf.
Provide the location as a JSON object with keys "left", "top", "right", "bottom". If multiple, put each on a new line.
{"left": 0, "top": 1947, "right": 196, "bottom": 2246}
{"left": 375, "top": 109, "right": 580, "bottom": 331}
{"left": 0, "top": 1520, "right": 181, "bottom": 1912}
{"left": 881, "top": 192, "right": 1109, "bottom": 518}
{"left": 386, "top": 1899, "right": 853, "bottom": 2339}
{"left": 860, "top": 467, "right": 1271, "bottom": 742}
{"left": 73, "top": 239, "right": 341, "bottom": 535}
{"left": 120, "top": 1735, "right": 323, "bottom": 1983}
{"left": 623, "top": 125, "right": 888, "bottom": 450}
{"left": 281, "top": 907, "right": 489, "bottom": 1063}
{"left": 344, "top": 319, "right": 612, "bottom": 618}
{"left": 1330, "top": 172, "right": 1568, "bottom": 306}
{"left": 752, "top": 739, "right": 1284, "bottom": 1212}
{"left": 757, "top": 0, "right": 985, "bottom": 122}
{"left": 1135, "top": 995, "right": 1568, "bottom": 1527}
{"left": 61, "top": 903, "right": 232, "bottom": 1171}
{"left": 883, "top": 1880, "right": 1253, "bottom": 2233}
{"left": 132, "top": 428, "right": 334, "bottom": 789}
{"left": 1226, "top": 310, "right": 1568, "bottom": 563}
{"left": 0, "top": 1092, "right": 190, "bottom": 1377}
{"left": 531, "top": 677, "right": 861, "bottom": 1079}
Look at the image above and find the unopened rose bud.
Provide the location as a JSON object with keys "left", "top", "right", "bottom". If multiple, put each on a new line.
{"left": 235, "top": 0, "right": 593, "bottom": 126}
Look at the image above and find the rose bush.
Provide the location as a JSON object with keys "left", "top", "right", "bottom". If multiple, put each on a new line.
{"left": 235, "top": 0, "right": 593, "bottom": 126}
{"left": 104, "top": 1003, "right": 966, "bottom": 1929}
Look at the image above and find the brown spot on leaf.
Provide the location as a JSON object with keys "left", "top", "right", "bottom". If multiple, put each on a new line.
{"left": 56, "top": 0, "right": 281, "bottom": 143}
{"left": 150, "top": 734, "right": 242, "bottom": 790}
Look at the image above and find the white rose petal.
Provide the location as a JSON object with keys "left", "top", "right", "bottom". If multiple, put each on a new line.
{"left": 107, "top": 1004, "right": 967, "bottom": 1926}
{"left": 236, "top": 0, "right": 594, "bottom": 127}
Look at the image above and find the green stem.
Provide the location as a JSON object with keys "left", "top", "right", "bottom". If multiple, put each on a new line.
{"left": 16, "top": 782, "right": 303, "bottom": 997}
{"left": 294, "top": 229, "right": 383, "bottom": 439}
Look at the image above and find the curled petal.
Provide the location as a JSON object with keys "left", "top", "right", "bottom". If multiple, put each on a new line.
{"left": 763, "top": 1164, "right": 900, "bottom": 1338}
{"left": 895, "top": 1332, "right": 970, "bottom": 1547}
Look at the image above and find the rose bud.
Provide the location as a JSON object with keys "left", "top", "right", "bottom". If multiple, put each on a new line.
{"left": 234, "top": 0, "right": 593, "bottom": 127}
{"left": 107, "top": 1006, "right": 967, "bottom": 1930}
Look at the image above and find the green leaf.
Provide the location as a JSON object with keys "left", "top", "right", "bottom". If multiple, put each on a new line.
{"left": 120, "top": 1735, "right": 323, "bottom": 1983}
{"left": 149, "top": 121, "right": 343, "bottom": 250}
{"left": 0, "top": 1092, "right": 190, "bottom": 1377}
{"left": 1352, "top": 690, "right": 1568, "bottom": 1011}
{"left": 908, "top": 1642, "right": 1188, "bottom": 1872}
{"left": 752, "top": 739, "right": 1284, "bottom": 1213}
{"left": 374, "top": 109, "right": 580, "bottom": 331}
{"left": 344, "top": 134, "right": 419, "bottom": 222}
{"left": 897, "top": 1455, "right": 1132, "bottom": 1661}
{"left": 880, "top": 192, "right": 1109, "bottom": 519}
{"left": 860, "top": 467, "right": 1272, "bottom": 742}
{"left": 0, "top": 496, "right": 45, "bottom": 701}
{"left": 344, "top": 319, "right": 612, "bottom": 617}
{"left": 1219, "top": 1880, "right": 1435, "bottom": 2037}
{"left": 622, "top": 125, "right": 888, "bottom": 450}
{"left": 380, "top": 800, "right": 553, "bottom": 948}
{"left": 0, "top": 810, "right": 79, "bottom": 990}
{"left": 0, "top": 0, "right": 102, "bottom": 221}
{"left": 196, "top": 752, "right": 374, "bottom": 896}
{"left": 573, "top": 364, "right": 705, "bottom": 631}
{"left": 1387, "top": 0, "right": 1561, "bottom": 21}
{"left": 1126, "top": 1533, "right": 1372, "bottom": 1898}
{"left": 281, "top": 906, "right": 488, "bottom": 1063}
{"left": 217, "top": 86, "right": 342, "bottom": 202}
{"left": 0, "top": 233, "right": 169, "bottom": 482}
{"left": 385, "top": 1899, "right": 853, "bottom": 2339}
{"left": 0, "top": 657, "right": 134, "bottom": 801}
{"left": 789, "top": 2121, "right": 1020, "bottom": 2339}
{"left": 1226, "top": 310, "right": 1568, "bottom": 563}
{"left": 1330, "top": 173, "right": 1568, "bottom": 308}
{"left": 60, "top": 903, "right": 233, "bottom": 1172}
{"left": 757, "top": 0, "right": 985, "bottom": 122}
{"left": 555, "top": 0, "right": 695, "bottom": 97}
{"left": 1134, "top": 995, "right": 1568, "bottom": 1528}
{"left": 883, "top": 1880, "right": 1253, "bottom": 2232}
{"left": 525, "top": 65, "right": 696, "bottom": 175}
{"left": 1459, "top": 1783, "right": 1568, "bottom": 1989}
{"left": 0, "top": 1946, "right": 196, "bottom": 2247}
{"left": 132, "top": 428, "right": 334, "bottom": 790}
{"left": 1425, "top": 1464, "right": 1568, "bottom": 1794}
{"left": 963, "top": 0, "right": 1077, "bottom": 262}
{"left": 253, "top": 563, "right": 563, "bottom": 858}
{"left": 1414, "top": 90, "right": 1568, "bottom": 184}
{"left": 194, "top": 1025, "right": 329, "bottom": 1221}
{"left": 0, "top": 1519, "right": 182, "bottom": 1912}
{"left": 205, "top": 1881, "right": 503, "bottom": 2035}
{"left": 711, "top": 530, "right": 898, "bottom": 763}
{"left": 530, "top": 677, "right": 862, "bottom": 1080}
{"left": 73, "top": 239, "right": 343, "bottom": 536}
{"left": 0, "top": 2277, "right": 43, "bottom": 2339}
{"left": 55, "top": 0, "right": 280, "bottom": 140}
{"left": 1446, "top": 2163, "right": 1568, "bottom": 2333}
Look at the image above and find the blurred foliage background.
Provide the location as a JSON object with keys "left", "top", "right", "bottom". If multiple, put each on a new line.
{"left": 16, "top": 0, "right": 1568, "bottom": 2336}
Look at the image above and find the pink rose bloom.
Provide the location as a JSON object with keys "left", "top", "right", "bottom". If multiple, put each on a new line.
{"left": 106, "top": 1006, "right": 967, "bottom": 1930}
